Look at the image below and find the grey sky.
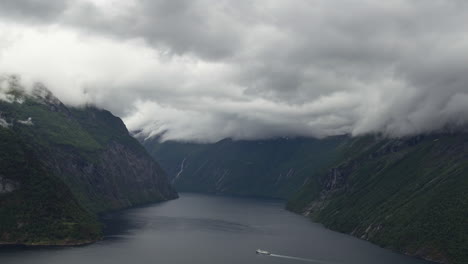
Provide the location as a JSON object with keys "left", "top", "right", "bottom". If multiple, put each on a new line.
{"left": 0, "top": 0, "right": 69, "bottom": 22}
{"left": 0, "top": 0, "right": 467, "bottom": 142}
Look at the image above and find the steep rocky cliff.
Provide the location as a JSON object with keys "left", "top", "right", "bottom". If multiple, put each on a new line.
{"left": 144, "top": 129, "right": 468, "bottom": 264}
{"left": 287, "top": 134, "right": 468, "bottom": 264}
{"left": 0, "top": 124, "right": 101, "bottom": 245}
{"left": 0, "top": 79, "right": 177, "bottom": 245}
{"left": 142, "top": 136, "right": 344, "bottom": 198}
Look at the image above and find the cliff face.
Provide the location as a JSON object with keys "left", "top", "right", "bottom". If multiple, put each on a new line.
{"left": 143, "top": 124, "right": 467, "bottom": 263}
{"left": 35, "top": 107, "right": 178, "bottom": 213}
{"left": 0, "top": 82, "right": 177, "bottom": 245}
{"left": 287, "top": 134, "right": 468, "bottom": 264}
{"left": 0, "top": 127, "right": 101, "bottom": 245}
{"left": 142, "top": 137, "right": 345, "bottom": 198}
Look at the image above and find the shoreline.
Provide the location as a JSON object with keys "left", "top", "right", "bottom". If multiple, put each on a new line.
{"left": 290, "top": 209, "right": 444, "bottom": 264}
{"left": 0, "top": 239, "right": 99, "bottom": 248}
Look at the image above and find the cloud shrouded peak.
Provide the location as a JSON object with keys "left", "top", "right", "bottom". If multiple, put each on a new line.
{"left": 1, "top": 0, "right": 468, "bottom": 142}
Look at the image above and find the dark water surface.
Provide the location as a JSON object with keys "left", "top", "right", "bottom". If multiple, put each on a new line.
{"left": 0, "top": 193, "right": 432, "bottom": 264}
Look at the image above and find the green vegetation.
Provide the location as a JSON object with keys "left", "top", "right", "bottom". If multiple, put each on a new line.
{"left": 146, "top": 132, "right": 468, "bottom": 263}
{"left": 287, "top": 134, "right": 468, "bottom": 264}
{"left": 0, "top": 84, "right": 176, "bottom": 245}
{"left": 70, "top": 107, "right": 146, "bottom": 154}
{"left": 2, "top": 80, "right": 465, "bottom": 263}
{"left": 0, "top": 100, "right": 101, "bottom": 152}
{"left": 144, "top": 137, "right": 344, "bottom": 198}
{"left": 0, "top": 127, "right": 101, "bottom": 245}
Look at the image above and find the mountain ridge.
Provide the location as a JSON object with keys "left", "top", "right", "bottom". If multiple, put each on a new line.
{"left": 0, "top": 80, "right": 177, "bottom": 245}
{"left": 143, "top": 132, "right": 467, "bottom": 264}
{"left": 141, "top": 136, "right": 345, "bottom": 198}
{"left": 287, "top": 133, "right": 468, "bottom": 264}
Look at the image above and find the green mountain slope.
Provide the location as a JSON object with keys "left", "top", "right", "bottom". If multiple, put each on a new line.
{"left": 0, "top": 79, "right": 177, "bottom": 245}
{"left": 287, "top": 134, "right": 468, "bottom": 264}
{"left": 0, "top": 126, "right": 101, "bottom": 245}
{"left": 142, "top": 136, "right": 344, "bottom": 198}
{"left": 144, "top": 131, "right": 468, "bottom": 264}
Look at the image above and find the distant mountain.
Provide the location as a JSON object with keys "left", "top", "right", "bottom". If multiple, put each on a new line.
{"left": 141, "top": 136, "right": 345, "bottom": 198}
{"left": 0, "top": 79, "right": 177, "bottom": 245}
{"left": 143, "top": 132, "right": 468, "bottom": 264}
{"left": 287, "top": 134, "right": 468, "bottom": 264}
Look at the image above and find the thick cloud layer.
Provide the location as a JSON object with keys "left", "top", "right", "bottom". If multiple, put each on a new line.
{"left": 0, "top": 0, "right": 467, "bottom": 142}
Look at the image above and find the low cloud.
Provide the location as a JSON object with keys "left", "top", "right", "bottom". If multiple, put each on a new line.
{"left": 0, "top": 118, "right": 11, "bottom": 128}
{"left": 17, "top": 117, "right": 33, "bottom": 126}
{"left": 0, "top": 0, "right": 468, "bottom": 142}
{"left": 0, "top": 0, "right": 69, "bottom": 22}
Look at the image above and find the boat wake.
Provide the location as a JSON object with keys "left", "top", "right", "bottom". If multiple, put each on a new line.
{"left": 268, "top": 253, "right": 338, "bottom": 264}
{"left": 256, "top": 248, "right": 339, "bottom": 264}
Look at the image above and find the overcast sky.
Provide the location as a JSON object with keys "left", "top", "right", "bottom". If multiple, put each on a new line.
{"left": 0, "top": 0, "right": 467, "bottom": 142}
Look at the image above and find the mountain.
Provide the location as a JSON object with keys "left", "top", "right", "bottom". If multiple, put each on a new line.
{"left": 143, "top": 131, "right": 467, "bottom": 264}
{"left": 287, "top": 134, "right": 468, "bottom": 264}
{"left": 0, "top": 79, "right": 177, "bottom": 245}
{"left": 141, "top": 136, "right": 344, "bottom": 198}
{"left": 0, "top": 127, "right": 101, "bottom": 245}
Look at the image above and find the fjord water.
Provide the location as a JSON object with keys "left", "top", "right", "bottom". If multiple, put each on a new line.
{"left": 0, "top": 193, "right": 431, "bottom": 264}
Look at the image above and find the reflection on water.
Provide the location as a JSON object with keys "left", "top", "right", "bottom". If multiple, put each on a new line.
{"left": 0, "top": 193, "right": 433, "bottom": 264}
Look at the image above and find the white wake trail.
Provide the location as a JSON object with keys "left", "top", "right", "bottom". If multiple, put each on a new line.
{"left": 268, "top": 254, "right": 338, "bottom": 264}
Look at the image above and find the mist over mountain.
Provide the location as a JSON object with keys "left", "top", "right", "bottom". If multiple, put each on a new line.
{"left": 1, "top": 2, "right": 468, "bottom": 262}
{"left": 1, "top": 1, "right": 468, "bottom": 142}
{"left": 0, "top": 80, "right": 177, "bottom": 245}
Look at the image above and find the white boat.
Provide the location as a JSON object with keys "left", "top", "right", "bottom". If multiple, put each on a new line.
{"left": 256, "top": 249, "right": 271, "bottom": 255}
